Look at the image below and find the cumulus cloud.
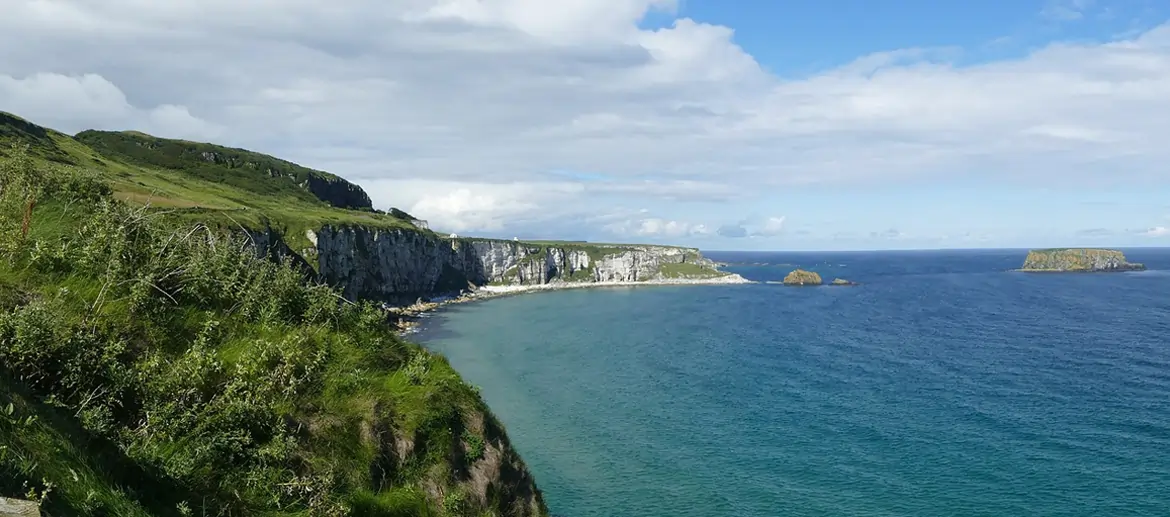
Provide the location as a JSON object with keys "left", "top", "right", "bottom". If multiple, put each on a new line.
{"left": 0, "top": 72, "right": 221, "bottom": 140}
{"left": 3, "top": 1, "right": 1170, "bottom": 239}
{"left": 755, "top": 216, "right": 786, "bottom": 236}
{"left": 607, "top": 217, "right": 710, "bottom": 238}
{"left": 715, "top": 216, "right": 785, "bottom": 238}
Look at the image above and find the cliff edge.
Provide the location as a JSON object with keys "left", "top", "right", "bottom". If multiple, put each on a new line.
{"left": 313, "top": 229, "right": 745, "bottom": 303}
{"left": 1019, "top": 248, "right": 1145, "bottom": 272}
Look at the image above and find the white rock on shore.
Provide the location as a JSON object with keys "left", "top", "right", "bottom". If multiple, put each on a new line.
{"left": 474, "top": 272, "right": 754, "bottom": 294}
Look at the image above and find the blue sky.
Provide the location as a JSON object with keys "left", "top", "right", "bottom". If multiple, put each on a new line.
{"left": 3, "top": 0, "right": 1170, "bottom": 250}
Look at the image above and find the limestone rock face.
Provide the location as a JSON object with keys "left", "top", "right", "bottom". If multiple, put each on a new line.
{"left": 1020, "top": 249, "right": 1145, "bottom": 272}
{"left": 309, "top": 227, "right": 726, "bottom": 302}
{"left": 782, "top": 269, "right": 823, "bottom": 286}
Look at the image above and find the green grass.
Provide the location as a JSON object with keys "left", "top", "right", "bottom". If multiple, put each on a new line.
{"left": 0, "top": 112, "right": 427, "bottom": 253}
{"left": 0, "top": 144, "right": 547, "bottom": 516}
{"left": 657, "top": 262, "right": 725, "bottom": 279}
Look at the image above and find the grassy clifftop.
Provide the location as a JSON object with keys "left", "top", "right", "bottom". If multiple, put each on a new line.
{"left": 0, "top": 112, "right": 423, "bottom": 253}
{"left": 74, "top": 130, "right": 373, "bottom": 210}
{"left": 0, "top": 151, "right": 547, "bottom": 516}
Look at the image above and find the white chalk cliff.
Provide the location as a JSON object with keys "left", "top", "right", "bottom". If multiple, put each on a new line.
{"left": 250, "top": 225, "right": 744, "bottom": 303}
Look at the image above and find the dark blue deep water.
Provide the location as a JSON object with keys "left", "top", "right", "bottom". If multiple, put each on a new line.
{"left": 417, "top": 248, "right": 1170, "bottom": 517}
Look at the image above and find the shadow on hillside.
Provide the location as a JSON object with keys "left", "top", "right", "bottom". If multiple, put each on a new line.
{"left": 0, "top": 372, "right": 198, "bottom": 516}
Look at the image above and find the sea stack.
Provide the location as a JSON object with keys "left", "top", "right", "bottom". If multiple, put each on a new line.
{"left": 782, "top": 269, "right": 823, "bottom": 286}
{"left": 1018, "top": 248, "right": 1145, "bottom": 272}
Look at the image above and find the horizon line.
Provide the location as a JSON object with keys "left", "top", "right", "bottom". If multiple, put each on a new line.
{"left": 697, "top": 245, "right": 1170, "bottom": 254}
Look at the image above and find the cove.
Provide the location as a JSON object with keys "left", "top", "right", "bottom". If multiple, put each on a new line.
{"left": 417, "top": 249, "right": 1170, "bottom": 517}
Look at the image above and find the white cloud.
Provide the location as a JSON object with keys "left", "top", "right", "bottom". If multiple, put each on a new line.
{"left": 0, "top": 72, "right": 221, "bottom": 140}
{"left": 362, "top": 179, "right": 586, "bottom": 233}
{"left": 1143, "top": 226, "right": 1170, "bottom": 236}
{"left": 606, "top": 217, "right": 709, "bottom": 238}
{"left": 756, "top": 216, "right": 786, "bottom": 236}
{"left": 3, "top": 2, "right": 1170, "bottom": 241}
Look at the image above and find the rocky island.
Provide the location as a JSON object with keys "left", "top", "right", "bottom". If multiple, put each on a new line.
{"left": 1018, "top": 248, "right": 1145, "bottom": 272}
{"left": 830, "top": 278, "right": 859, "bottom": 286}
{"left": 783, "top": 269, "right": 823, "bottom": 286}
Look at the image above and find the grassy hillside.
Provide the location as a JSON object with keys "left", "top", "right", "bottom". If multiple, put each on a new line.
{"left": 0, "top": 112, "right": 423, "bottom": 253}
{"left": 0, "top": 148, "right": 547, "bottom": 516}
{"left": 74, "top": 130, "right": 373, "bottom": 210}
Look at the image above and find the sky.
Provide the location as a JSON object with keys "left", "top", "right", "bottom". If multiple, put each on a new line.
{"left": 2, "top": 0, "right": 1170, "bottom": 251}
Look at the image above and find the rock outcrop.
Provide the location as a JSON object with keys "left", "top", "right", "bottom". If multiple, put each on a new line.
{"left": 1019, "top": 249, "right": 1145, "bottom": 272}
{"left": 783, "top": 269, "right": 823, "bottom": 286}
{"left": 311, "top": 226, "right": 733, "bottom": 302}
{"left": 829, "top": 278, "right": 858, "bottom": 286}
{"left": 0, "top": 497, "right": 40, "bottom": 517}
{"left": 302, "top": 174, "right": 373, "bottom": 211}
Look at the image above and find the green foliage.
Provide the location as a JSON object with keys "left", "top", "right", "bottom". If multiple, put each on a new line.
{"left": 462, "top": 429, "right": 486, "bottom": 464}
{"left": 443, "top": 487, "right": 469, "bottom": 517}
{"left": 0, "top": 153, "right": 548, "bottom": 516}
{"left": 0, "top": 112, "right": 429, "bottom": 257}
{"left": 657, "top": 262, "right": 724, "bottom": 279}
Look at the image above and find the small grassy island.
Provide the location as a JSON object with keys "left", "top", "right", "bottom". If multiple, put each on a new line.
{"left": 1018, "top": 248, "right": 1145, "bottom": 272}
{"left": 782, "top": 269, "right": 823, "bottom": 286}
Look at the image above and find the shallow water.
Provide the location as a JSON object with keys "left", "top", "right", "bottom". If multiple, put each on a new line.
{"left": 417, "top": 248, "right": 1170, "bottom": 517}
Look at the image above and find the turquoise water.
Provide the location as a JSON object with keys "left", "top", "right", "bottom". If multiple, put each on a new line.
{"left": 417, "top": 249, "right": 1170, "bottom": 516}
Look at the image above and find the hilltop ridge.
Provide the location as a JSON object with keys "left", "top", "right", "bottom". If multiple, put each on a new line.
{"left": 74, "top": 129, "right": 373, "bottom": 210}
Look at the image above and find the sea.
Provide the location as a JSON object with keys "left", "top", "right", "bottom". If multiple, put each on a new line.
{"left": 415, "top": 248, "right": 1170, "bottom": 517}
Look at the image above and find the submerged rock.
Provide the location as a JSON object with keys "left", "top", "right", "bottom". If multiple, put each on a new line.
{"left": 1019, "top": 248, "right": 1145, "bottom": 272}
{"left": 782, "top": 269, "right": 823, "bottom": 286}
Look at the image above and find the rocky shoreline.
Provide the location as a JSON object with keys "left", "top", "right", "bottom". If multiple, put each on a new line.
{"left": 388, "top": 273, "right": 754, "bottom": 332}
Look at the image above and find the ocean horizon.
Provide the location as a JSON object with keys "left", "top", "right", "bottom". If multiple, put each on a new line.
{"left": 417, "top": 247, "right": 1170, "bottom": 517}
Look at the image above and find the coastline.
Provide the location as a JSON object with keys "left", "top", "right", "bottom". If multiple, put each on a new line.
{"left": 390, "top": 272, "right": 754, "bottom": 333}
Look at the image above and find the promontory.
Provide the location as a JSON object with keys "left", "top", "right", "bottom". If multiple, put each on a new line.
{"left": 1018, "top": 248, "right": 1145, "bottom": 272}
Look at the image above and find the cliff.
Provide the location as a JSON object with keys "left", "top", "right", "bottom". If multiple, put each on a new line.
{"left": 0, "top": 113, "right": 741, "bottom": 516}
{"left": 0, "top": 188, "right": 550, "bottom": 517}
{"left": 312, "top": 227, "right": 735, "bottom": 303}
{"left": 1019, "top": 248, "right": 1145, "bottom": 272}
{"left": 1, "top": 112, "right": 557, "bottom": 517}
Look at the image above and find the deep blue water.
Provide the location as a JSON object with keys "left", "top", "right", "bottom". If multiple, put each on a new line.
{"left": 417, "top": 248, "right": 1170, "bottom": 517}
